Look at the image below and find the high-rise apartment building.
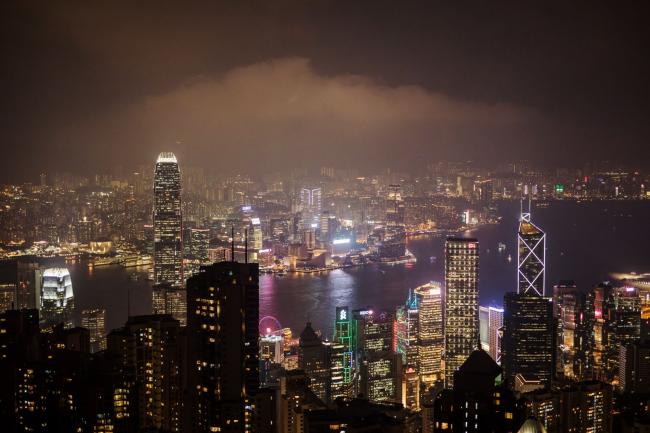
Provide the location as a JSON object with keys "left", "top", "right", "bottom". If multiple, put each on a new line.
{"left": 444, "top": 237, "right": 479, "bottom": 388}
{"left": 153, "top": 152, "right": 183, "bottom": 287}
{"left": 107, "top": 314, "right": 183, "bottom": 433}
{"left": 186, "top": 261, "right": 259, "bottom": 433}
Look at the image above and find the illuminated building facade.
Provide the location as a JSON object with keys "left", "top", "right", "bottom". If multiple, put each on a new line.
{"left": 189, "top": 228, "right": 210, "bottom": 263}
{"left": 81, "top": 308, "right": 106, "bottom": 353}
{"left": 40, "top": 267, "right": 75, "bottom": 328}
{"left": 396, "top": 292, "right": 419, "bottom": 369}
{"left": 444, "top": 237, "right": 479, "bottom": 388}
{"left": 300, "top": 187, "right": 322, "bottom": 227}
{"left": 414, "top": 282, "right": 444, "bottom": 384}
{"left": 152, "top": 285, "right": 187, "bottom": 326}
{"left": 107, "top": 314, "right": 183, "bottom": 433}
{"left": 333, "top": 306, "right": 355, "bottom": 388}
{"left": 517, "top": 203, "right": 545, "bottom": 296}
{"left": 600, "top": 285, "right": 641, "bottom": 383}
{"left": 186, "top": 261, "right": 259, "bottom": 433}
{"left": 153, "top": 152, "right": 183, "bottom": 287}
{"left": 553, "top": 281, "right": 595, "bottom": 380}
{"left": 561, "top": 381, "right": 612, "bottom": 433}
{"left": 488, "top": 307, "right": 504, "bottom": 364}
{"left": 354, "top": 309, "right": 401, "bottom": 403}
{"left": 502, "top": 293, "right": 555, "bottom": 391}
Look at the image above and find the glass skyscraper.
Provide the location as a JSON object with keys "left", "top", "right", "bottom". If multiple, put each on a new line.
{"left": 444, "top": 237, "right": 479, "bottom": 388}
{"left": 153, "top": 152, "right": 183, "bottom": 287}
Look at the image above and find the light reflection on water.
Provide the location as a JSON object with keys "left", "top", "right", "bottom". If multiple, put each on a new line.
{"left": 65, "top": 200, "right": 650, "bottom": 337}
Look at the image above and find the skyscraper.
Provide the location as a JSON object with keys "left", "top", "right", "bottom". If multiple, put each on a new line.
{"left": 488, "top": 306, "right": 504, "bottom": 363}
{"left": 40, "top": 267, "right": 75, "bottom": 328}
{"left": 502, "top": 293, "right": 555, "bottom": 392}
{"left": 153, "top": 152, "right": 183, "bottom": 287}
{"left": 444, "top": 237, "right": 479, "bottom": 388}
{"left": 299, "top": 321, "right": 330, "bottom": 403}
{"left": 414, "top": 282, "right": 444, "bottom": 384}
{"left": 186, "top": 261, "right": 259, "bottom": 433}
{"left": 81, "top": 308, "right": 106, "bottom": 353}
{"left": 502, "top": 206, "right": 554, "bottom": 392}
{"left": 517, "top": 201, "right": 546, "bottom": 296}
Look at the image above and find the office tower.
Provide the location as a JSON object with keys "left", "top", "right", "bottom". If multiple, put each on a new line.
{"left": 124, "top": 197, "right": 138, "bottom": 241}
{"left": 0, "top": 259, "right": 40, "bottom": 309}
{"left": 300, "top": 186, "right": 322, "bottom": 226}
{"left": 488, "top": 307, "right": 504, "bottom": 363}
{"left": 620, "top": 339, "right": 650, "bottom": 393}
{"left": 479, "top": 306, "right": 490, "bottom": 352}
{"left": 444, "top": 237, "right": 479, "bottom": 388}
{"left": 402, "top": 365, "right": 420, "bottom": 410}
{"left": 414, "top": 282, "right": 444, "bottom": 384}
{"left": 553, "top": 281, "right": 595, "bottom": 380}
{"left": 522, "top": 389, "right": 561, "bottom": 433}
{"left": 385, "top": 184, "right": 405, "bottom": 226}
{"left": 250, "top": 217, "right": 263, "bottom": 251}
{"left": 189, "top": 228, "right": 210, "bottom": 263}
{"left": 600, "top": 285, "right": 641, "bottom": 382}
{"left": 152, "top": 285, "right": 187, "bottom": 326}
{"left": 333, "top": 306, "right": 355, "bottom": 387}
{"left": 107, "top": 314, "right": 183, "bottom": 433}
{"left": 186, "top": 261, "right": 259, "bottom": 433}
{"left": 396, "top": 291, "right": 419, "bottom": 368}
{"left": 517, "top": 202, "right": 545, "bottom": 296}
{"left": 0, "top": 283, "right": 16, "bottom": 313}
{"left": 328, "top": 340, "right": 354, "bottom": 400}
{"left": 153, "top": 152, "right": 183, "bottom": 287}
{"left": 359, "top": 351, "right": 402, "bottom": 404}
{"left": 502, "top": 293, "right": 555, "bottom": 392}
{"left": 81, "top": 308, "right": 106, "bottom": 353}
{"left": 353, "top": 309, "right": 394, "bottom": 356}
{"left": 299, "top": 321, "right": 330, "bottom": 403}
{"left": 40, "top": 267, "right": 75, "bottom": 328}
{"left": 433, "top": 350, "right": 522, "bottom": 433}
{"left": 560, "top": 381, "right": 612, "bottom": 433}
{"left": 353, "top": 309, "right": 401, "bottom": 403}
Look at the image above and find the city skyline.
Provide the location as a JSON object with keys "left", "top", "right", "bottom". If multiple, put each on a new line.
{"left": 2, "top": 3, "right": 650, "bottom": 431}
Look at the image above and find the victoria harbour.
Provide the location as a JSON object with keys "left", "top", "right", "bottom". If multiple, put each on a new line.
{"left": 66, "top": 200, "right": 650, "bottom": 334}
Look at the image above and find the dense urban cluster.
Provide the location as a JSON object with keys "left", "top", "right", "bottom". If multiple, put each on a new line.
{"left": 0, "top": 154, "right": 649, "bottom": 432}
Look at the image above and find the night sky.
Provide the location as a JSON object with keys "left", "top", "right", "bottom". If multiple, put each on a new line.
{"left": 2, "top": 1, "right": 649, "bottom": 181}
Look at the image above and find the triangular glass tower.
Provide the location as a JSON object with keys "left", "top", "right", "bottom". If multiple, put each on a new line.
{"left": 517, "top": 199, "right": 546, "bottom": 296}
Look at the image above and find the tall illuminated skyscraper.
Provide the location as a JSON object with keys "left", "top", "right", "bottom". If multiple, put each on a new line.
{"left": 153, "top": 152, "right": 183, "bottom": 287}
{"left": 502, "top": 205, "right": 554, "bottom": 391}
{"left": 299, "top": 187, "right": 322, "bottom": 227}
{"left": 444, "top": 237, "right": 479, "bottom": 388}
{"left": 40, "top": 267, "right": 75, "bottom": 328}
{"left": 517, "top": 201, "right": 545, "bottom": 296}
{"left": 414, "top": 282, "right": 444, "bottom": 384}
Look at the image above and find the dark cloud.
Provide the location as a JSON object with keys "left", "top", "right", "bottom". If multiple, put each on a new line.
{"left": 1, "top": 1, "right": 649, "bottom": 180}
